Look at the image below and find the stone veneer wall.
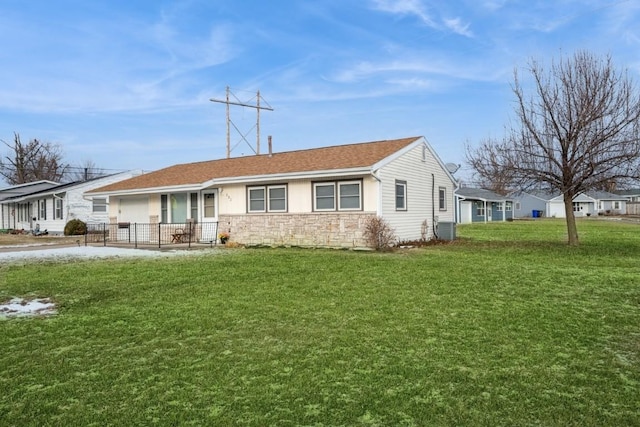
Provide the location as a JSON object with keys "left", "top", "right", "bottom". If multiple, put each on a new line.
{"left": 219, "top": 213, "right": 377, "bottom": 248}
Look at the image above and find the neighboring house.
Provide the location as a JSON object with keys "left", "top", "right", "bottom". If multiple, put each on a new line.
{"left": 1, "top": 171, "right": 142, "bottom": 234}
{"left": 455, "top": 188, "right": 513, "bottom": 224}
{"left": 0, "top": 180, "right": 59, "bottom": 230}
{"left": 511, "top": 190, "right": 627, "bottom": 218}
{"left": 87, "top": 136, "right": 458, "bottom": 248}
{"left": 615, "top": 188, "right": 640, "bottom": 202}
{"left": 510, "top": 190, "right": 553, "bottom": 219}
{"left": 616, "top": 188, "right": 640, "bottom": 215}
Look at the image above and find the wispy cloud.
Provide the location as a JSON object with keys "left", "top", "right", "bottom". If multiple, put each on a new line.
{"left": 370, "top": 0, "right": 473, "bottom": 37}
{"left": 370, "top": 0, "right": 437, "bottom": 27}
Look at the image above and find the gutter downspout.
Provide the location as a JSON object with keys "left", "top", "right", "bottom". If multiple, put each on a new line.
{"left": 372, "top": 170, "right": 382, "bottom": 216}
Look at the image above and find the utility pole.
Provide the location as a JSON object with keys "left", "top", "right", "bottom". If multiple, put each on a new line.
{"left": 210, "top": 87, "right": 274, "bottom": 158}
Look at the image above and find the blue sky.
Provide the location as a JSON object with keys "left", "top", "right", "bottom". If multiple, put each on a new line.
{"left": 1, "top": 0, "right": 639, "bottom": 184}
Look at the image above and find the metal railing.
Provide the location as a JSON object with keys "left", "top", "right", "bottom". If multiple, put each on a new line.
{"left": 84, "top": 221, "right": 220, "bottom": 249}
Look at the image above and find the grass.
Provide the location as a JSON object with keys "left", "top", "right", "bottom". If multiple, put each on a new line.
{"left": 1, "top": 218, "right": 639, "bottom": 426}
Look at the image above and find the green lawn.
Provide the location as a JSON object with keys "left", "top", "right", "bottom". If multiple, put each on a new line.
{"left": 1, "top": 219, "right": 639, "bottom": 426}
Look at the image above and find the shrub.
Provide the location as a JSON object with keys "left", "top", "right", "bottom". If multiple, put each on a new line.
{"left": 363, "top": 216, "right": 396, "bottom": 251}
{"left": 64, "top": 219, "right": 87, "bottom": 236}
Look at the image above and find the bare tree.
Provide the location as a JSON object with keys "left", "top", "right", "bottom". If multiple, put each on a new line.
{"left": 466, "top": 141, "right": 516, "bottom": 195}
{"left": 0, "top": 133, "right": 70, "bottom": 184}
{"left": 466, "top": 51, "right": 640, "bottom": 245}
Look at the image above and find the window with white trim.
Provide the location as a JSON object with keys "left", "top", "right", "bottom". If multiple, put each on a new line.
{"left": 496, "top": 202, "right": 503, "bottom": 212}
{"left": 314, "top": 183, "right": 335, "bottom": 210}
{"left": 203, "top": 193, "right": 215, "bottom": 218}
{"left": 268, "top": 186, "right": 287, "bottom": 211}
{"left": 475, "top": 201, "right": 485, "bottom": 216}
{"left": 39, "top": 199, "right": 46, "bottom": 220}
{"left": 395, "top": 180, "right": 407, "bottom": 211}
{"left": 505, "top": 201, "right": 513, "bottom": 211}
{"left": 314, "top": 180, "right": 362, "bottom": 211}
{"left": 439, "top": 187, "right": 447, "bottom": 211}
{"left": 248, "top": 185, "right": 287, "bottom": 213}
{"left": 613, "top": 201, "right": 621, "bottom": 210}
{"left": 338, "top": 182, "right": 361, "bottom": 210}
{"left": 55, "top": 198, "right": 63, "bottom": 219}
{"left": 92, "top": 198, "right": 107, "bottom": 213}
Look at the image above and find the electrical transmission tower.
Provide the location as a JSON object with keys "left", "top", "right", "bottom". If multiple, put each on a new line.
{"left": 210, "top": 86, "right": 274, "bottom": 158}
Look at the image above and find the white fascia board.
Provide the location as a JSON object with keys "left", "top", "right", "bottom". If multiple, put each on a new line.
{"left": 202, "top": 167, "right": 372, "bottom": 187}
{"left": 88, "top": 184, "right": 204, "bottom": 198}
{"left": 370, "top": 137, "right": 458, "bottom": 186}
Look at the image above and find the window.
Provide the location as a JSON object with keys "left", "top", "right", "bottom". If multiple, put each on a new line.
{"left": 203, "top": 193, "right": 215, "bottom": 218}
{"left": 613, "top": 201, "right": 621, "bottom": 210}
{"left": 39, "top": 199, "right": 46, "bottom": 220}
{"left": 314, "top": 181, "right": 362, "bottom": 211}
{"left": 248, "top": 187, "right": 266, "bottom": 212}
{"left": 439, "top": 187, "right": 447, "bottom": 211}
{"left": 268, "top": 186, "right": 287, "bottom": 211}
{"left": 190, "top": 193, "right": 198, "bottom": 219}
{"left": 247, "top": 185, "right": 287, "bottom": 213}
{"left": 55, "top": 198, "right": 63, "bottom": 219}
{"left": 515, "top": 201, "right": 521, "bottom": 210}
{"left": 505, "top": 201, "right": 513, "bottom": 211}
{"left": 161, "top": 195, "right": 168, "bottom": 223}
{"left": 496, "top": 202, "right": 503, "bottom": 212}
{"left": 395, "top": 181, "right": 407, "bottom": 211}
{"left": 314, "top": 183, "right": 335, "bottom": 210}
{"left": 475, "top": 201, "right": 485, "bottom": 216}
{"left": 573, "top": 202, "right": 581, "bottom": 212}
{"left": 338, "top": 182, "right": 361, "bottom": 210}
{"left": 171, "top": 193, "right": 187, "bottom": 223}
{"left": 92, "top": 198, "right": 107, "bottom": 213}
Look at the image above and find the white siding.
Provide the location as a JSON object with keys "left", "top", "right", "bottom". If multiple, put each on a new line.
{"left": 376, "top": 142, "right": 455, "bottom": 241}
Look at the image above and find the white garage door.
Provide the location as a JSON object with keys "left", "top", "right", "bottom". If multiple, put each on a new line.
{"left": 118, "top": 197, "right": 149, "bottom": 224}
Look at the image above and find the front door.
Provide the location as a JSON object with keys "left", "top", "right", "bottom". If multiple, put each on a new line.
{"left": 200, "top": 190, "right": 218, "bottom": 242}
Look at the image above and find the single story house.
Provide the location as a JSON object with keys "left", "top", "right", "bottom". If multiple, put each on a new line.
{"left": 511, "top": 190, "right": 628, "bottom": 218}
{"left": 510, "top": 190, "right": 552, "bottom": 218}
{"left": 616, "top": 188, "right": 640, "bottom": 215}
{"left": 0, "top": 180, "right": 59, "bottom": 230}
{"left": 455, "top": 188, "right": 513, "bottom": 224}
{"left": 1, "top": 171, "right": 142, "bottom": 234}
{"left": 87, "top": 136, "right": 458, "bottom": 248}
{"left": 615, "top": 189, "right": 640, "bottom": 202}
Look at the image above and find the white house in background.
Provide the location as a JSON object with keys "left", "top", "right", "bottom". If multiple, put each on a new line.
{"left": 511, "top": 190, "right": 628, "bottom": 218}
{"left": 615, "top": 188, "right": 640, "bottom": 202}
{"left": 87, "top": 137, "right": 458, "bottom": 248}
{"left": 1, "top": 180, "right": 59, "bottom": 230}
{"left": 1, "top": 171, "right": 142, "bottom": 234}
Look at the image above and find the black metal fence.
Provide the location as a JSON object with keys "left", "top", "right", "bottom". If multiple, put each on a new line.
{"left": 84, "top": 221, "right": 220, "bottom": 249}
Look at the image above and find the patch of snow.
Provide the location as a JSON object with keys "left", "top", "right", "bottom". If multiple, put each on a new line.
{"left": 0, "top": 297, "right": 57, "bottom": 318}
{"left": 0, "top": 245, "right": 216, "bottom": 263}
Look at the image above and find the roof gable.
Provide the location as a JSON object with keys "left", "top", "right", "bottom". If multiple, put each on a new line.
{"left": 91, "top": 137, "right": 421, "bottom": 193}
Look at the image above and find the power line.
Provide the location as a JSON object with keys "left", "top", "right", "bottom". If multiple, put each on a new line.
{"left": 210, "top": 86, "right": 274, "bottom": 158}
